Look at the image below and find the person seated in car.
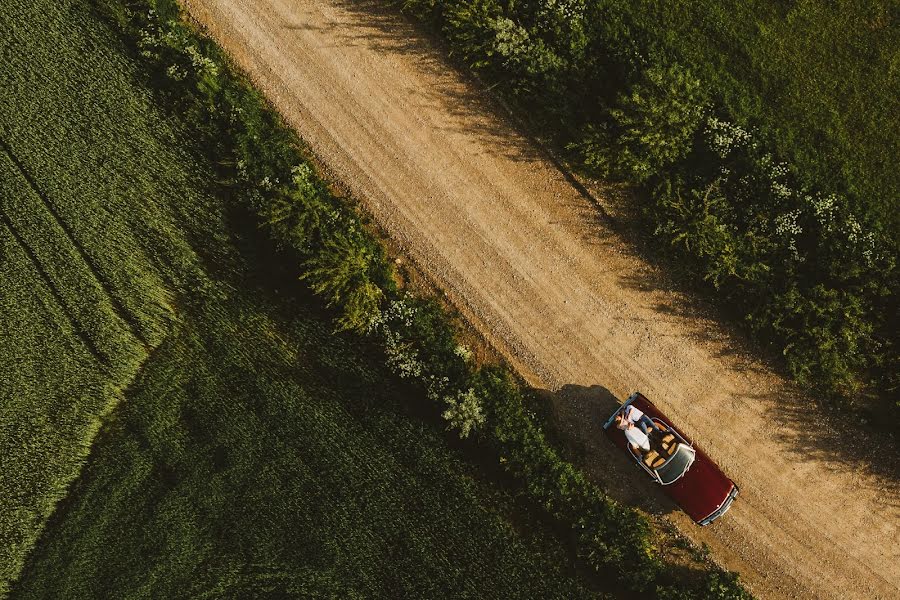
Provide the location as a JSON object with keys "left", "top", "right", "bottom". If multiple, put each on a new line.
{"left": 615, "top": 413, "right": 652, "bottom": 456}
{"left": 618, "top": 404, "right": 658, "bottom": 436}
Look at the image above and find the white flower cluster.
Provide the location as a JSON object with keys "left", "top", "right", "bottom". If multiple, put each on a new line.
{"left": 165, "top": 64, "right": 187, "bottom": 81}
{"left": 369, "top": 298, "right": 421, "bottom": 379}
{"left": 441, "top": 388, "right": 486, "bottom": 439}
{"left": 381, "top": 327, "right": 423, "bottom": 380}
{"left": 703, "top": 115, "right": 882, "bottom": 268}
{"left": 369, "top": 298, "right": 484, "bottom": 437}
{"left": 771, "top": 180, "right": 792, "bottom": 201}
{"left": 138, "top": 27, "right": 160, "bottom": 59}
{"left": 538, "top": 0, "right": 585, "bottom": 22}
{"left": 137, "top": 14, "right": 218, "bottom": 80}
{"left": 705, "top": 116, "right": 753, "bottom": 158}
{"left": 291, "top": 164, "right": 321, "bottom": 207}
{"left": 774, "top": 209, "right": 802, "bottom": 237}
{"left": 809, "top": 193, "right": 837, "bottom": 229}
{"left": 454, "top": 344, "right": 473, "bottom": 362}
{"left": 184, "top": 44, "right": 219, "bottom": 77}
{"left": 774, "top": 208, "right": 802, "bottom": 259}
{"left": 843, "top": 215, "right": 862, "bottom": 244}
{"left": 291, "top": 163, "right": 315, "bottom": 186}
{"left": 229, "top": 105, "right": 244, "bottom": 125}
{"left": 492, "top": 17, "right": 531, "bottom": 63}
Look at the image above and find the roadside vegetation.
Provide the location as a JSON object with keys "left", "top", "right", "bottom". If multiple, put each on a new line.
{"left": 3, "top": 0, "right": 750, "bottom": 597}
{"left": 397, "top": 0, "right": 899, "bottom": 417}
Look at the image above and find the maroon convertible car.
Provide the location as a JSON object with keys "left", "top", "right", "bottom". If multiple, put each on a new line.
{"left": 603, "top": 392, "right": 738, "bottom": 525}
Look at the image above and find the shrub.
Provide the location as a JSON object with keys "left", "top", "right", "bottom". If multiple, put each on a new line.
{"left": 651, "top": 175, "right": 771, "bottom": 290}
{"left": 301, "top": 230, "right": 386, "bottom": 332}
{"left": 262, "top": 165, "right": 335, "bottom": 253}
{"left": 442, "top": 0, "right": 504, "bottom": 70}
{"left": 442, "top": 387, "right": 486, "bottom": 438}
{"left": 575, "top": 64, "right": 707, "bottom": 182}
{"left": 657, "top": 570, "right": 752, "bottom": 600}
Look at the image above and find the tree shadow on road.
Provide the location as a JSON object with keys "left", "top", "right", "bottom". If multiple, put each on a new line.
{"left": 316, "top": 0, "right": 546, "bottom": 164}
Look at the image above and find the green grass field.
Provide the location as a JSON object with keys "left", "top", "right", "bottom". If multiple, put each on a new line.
{"left": 624, "top": 0, "right": 899, "bottom": 235}
{"left": 0, "top": 0, "right": 200, "bottom": 585}
{"left": 0, "top": 0, "right": 600, "bottom": 596}
{"left": 13, "top": 253, "right": 595, "bottom": 599}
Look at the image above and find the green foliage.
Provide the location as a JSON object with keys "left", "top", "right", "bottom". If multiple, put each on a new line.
{"left": 651, "top": 176, "right": 765, "bottom": 290}
{"left": 754, "top": 284, "right": 873, "bottom": 396}
{"left": 489, "top": 16, "right": 565, "bottom": 97}
{"left": 441, "top": 387, "right": 486, "bottom": 438}
{"left": 301, "top": 230, "right": 385, "bottom": 332}
{"left": 475, "top": 369, "right": 660, "bottom": 589}
{"left": 262, "top": 165, "right": 333, "bottom": 252}
{"left": 441, "top": 0, "right": 504, "bottom": 70}
{"left": 657, "top": 570, "right": 752, "bottom": 600}
{"left": 577, "top": 65, "right": 707, "bottom": 182}
{"left": 14, "top": 269, "right": 597, "bottom": 600}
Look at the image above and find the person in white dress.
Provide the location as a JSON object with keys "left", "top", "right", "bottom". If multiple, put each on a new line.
{"left": 615, "top": 413, "right": 651, "bottom": 455}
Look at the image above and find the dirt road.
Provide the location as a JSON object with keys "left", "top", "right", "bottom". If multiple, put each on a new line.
{"left": 182, "top": 1, "right": 899, "bottom": 597}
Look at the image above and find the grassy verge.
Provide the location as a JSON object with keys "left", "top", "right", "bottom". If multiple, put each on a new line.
{"left": 79, "top": 0, "right": 751, "bottom": 597}
{"left": 394, "top": 0, "right": 899, "bottom": 416}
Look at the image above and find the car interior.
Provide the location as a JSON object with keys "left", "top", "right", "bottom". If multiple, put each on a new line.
{"left": 641, "top": 420, "right": 679, "bottom": 469}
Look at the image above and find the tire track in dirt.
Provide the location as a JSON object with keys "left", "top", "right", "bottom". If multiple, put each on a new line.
{"left": 182, "top": 1, "right": 900, "bottom": 598}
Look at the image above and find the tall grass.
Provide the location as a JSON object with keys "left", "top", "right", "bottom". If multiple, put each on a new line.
{"left": 0, "top": 0, "right": 210, "bottom": 588}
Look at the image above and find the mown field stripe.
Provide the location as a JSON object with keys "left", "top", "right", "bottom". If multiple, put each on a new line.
{"left": 0, "top": 138, "right": 151, "bottom": 349}
{"left": 0, "top": 213, "right": 110, "bottom": 369}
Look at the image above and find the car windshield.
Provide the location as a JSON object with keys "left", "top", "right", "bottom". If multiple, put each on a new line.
{"left": 655, "top": 444, "right": 694, "bottom": 484}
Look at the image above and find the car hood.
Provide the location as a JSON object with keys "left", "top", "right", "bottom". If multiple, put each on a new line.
{"left": 665, "top": 452, "right": 735, "bottom": 522}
